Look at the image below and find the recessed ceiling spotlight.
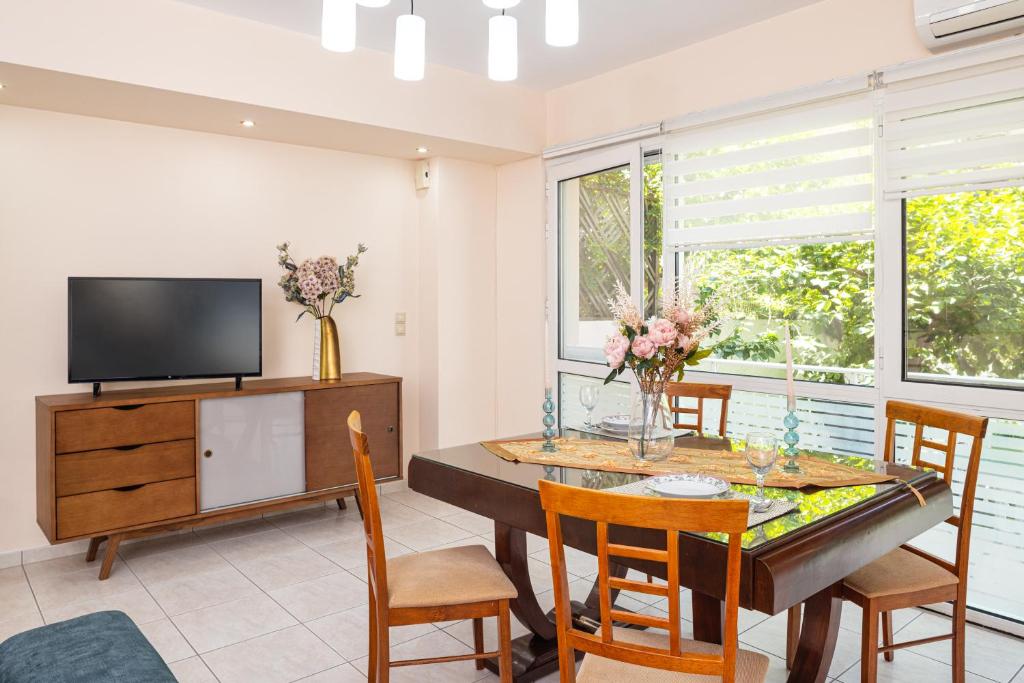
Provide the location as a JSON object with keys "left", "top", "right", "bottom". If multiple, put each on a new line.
{"left": 482, "top": 0, "right": 520, "bottom": 8}
{"left": 0, "top": 83, "right": 5, "bottom": 90}
{"left": 241, "top": 120, "right": 256, "bottom": 128}
{"left": 416, "top": 146, "right": 429, "bottom": 154}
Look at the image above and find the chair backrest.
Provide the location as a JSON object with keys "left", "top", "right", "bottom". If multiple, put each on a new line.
{"left": 666, "top": 381, "right": 733, "bottom": 437}
{"left": 882, "top": 400, "right": 988, "bottom": 580}
{"left": 538, "top": 480, "right": 749, "bottom": 683}
{"left": 348, "top": 411, "right": 388, "bottom": 605}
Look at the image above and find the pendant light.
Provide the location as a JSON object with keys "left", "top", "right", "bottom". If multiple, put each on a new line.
{"left": 394, "top": 0, "right": 425, "bottom": 81}
{"left": 322, "top": 0, "right": 356, "bottom": 53}
{"left": 545, "top": 0, "right": 579, "bottom": 47}
{"left": 488, "top": 10, "right": 518, "bottom": 82}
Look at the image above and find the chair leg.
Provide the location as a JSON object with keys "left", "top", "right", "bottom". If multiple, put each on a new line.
{"left": 881, "top": 610, "right": 894, "bottom": 663}
{"left": 473, "top": 617, "right": 485, "bottom": 670}
{"left": 498, "top": 600, "right": 513, "bottom": 683}
{"left": 861, "top": 602, "right": 879, "bottom": 683}
{"left": 786, "top": 604, "right": 801, "bottom": 670}
{"left": 952, "top": 600, "right": 967, "bottom": 683}
{"left": 368, "top": 589, "right": 378, "bottom": 683}
{"left": 377, "top": 607, "right": 390, "bottom": 683}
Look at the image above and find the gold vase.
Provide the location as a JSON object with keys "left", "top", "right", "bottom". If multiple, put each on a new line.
{"left": 318, "top": 316, "right": 342, "bottom": 380}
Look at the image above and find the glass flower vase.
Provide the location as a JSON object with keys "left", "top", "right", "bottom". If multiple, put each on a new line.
{"left": 628, "top": 386, "right": 674, "bottom": 461}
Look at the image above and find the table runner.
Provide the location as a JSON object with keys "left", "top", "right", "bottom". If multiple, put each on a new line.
{"left": 605, "top": 478, "right": 799, "bottom": 528}
{"left": 481, "top": 437, "right": 897, "bottom": 489}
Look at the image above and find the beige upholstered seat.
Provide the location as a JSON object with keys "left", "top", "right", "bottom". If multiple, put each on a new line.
{"left": 844, "top": 547, "right": 958, "bottom": 600}
{"left": 577, "top": 627, "right": 769, "bottom": 682}
{"left": 386, "top": 544, "right": 518, "bottom": 609}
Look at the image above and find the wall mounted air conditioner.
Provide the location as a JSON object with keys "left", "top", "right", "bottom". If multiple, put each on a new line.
{"left": 915, "top": 0, "right": 1024, "bottom": 49}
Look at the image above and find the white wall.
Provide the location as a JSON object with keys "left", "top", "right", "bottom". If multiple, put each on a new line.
{"left": 496, "top": 157, "right": 546, "bottom": 437}
{"left": 545, "top": 0, "right": 931, "bottom": 146}
{"left": 0, "top": 105, "right": 421, "bottom": 553}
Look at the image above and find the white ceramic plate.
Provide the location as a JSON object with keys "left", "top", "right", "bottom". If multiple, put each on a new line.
{"left": 646, "top": 474, "right": 731, "bottom": 499}
{"left": 600, "top": 414, "right": 632, "bottom": 433}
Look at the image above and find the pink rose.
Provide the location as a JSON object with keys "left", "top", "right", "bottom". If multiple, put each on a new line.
{"left": 631, "top": 335, "right": 657, "bottom": 360}
{"left": 673, "top": 309, "right": 692, "bottom": 328}
{"left": 604, "top": 334, "right": 630, "bottom": 368}
{"left": 647, "top": 318, "right": 677, "bottom": 347}
{"left": 677, "top": 334, "right": 693, "bottom": 353}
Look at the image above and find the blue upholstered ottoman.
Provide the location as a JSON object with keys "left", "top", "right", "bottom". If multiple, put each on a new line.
{"left": 0, "top": 610, "right": 176, "bottom": 682}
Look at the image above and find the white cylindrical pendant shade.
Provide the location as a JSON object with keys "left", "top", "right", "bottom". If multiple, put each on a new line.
{"left": 488, "top": 15, "right": 518, "bottom": 81}
{"left": 545, "top": 0, "right": 578, "bottom": 47}
{"left": 322, "top": 0, "right": 356, "bottom": 52}
{"left": 394, "top": 14, "right": 426, "bottom": 81}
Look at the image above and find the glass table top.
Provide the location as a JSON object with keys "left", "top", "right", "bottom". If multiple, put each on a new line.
{"left": 413, "top": 429, "right": 937, "bottom": 551}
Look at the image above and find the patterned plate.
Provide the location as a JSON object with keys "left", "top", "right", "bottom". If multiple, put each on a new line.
{"left": 645, "top": 473, "right": 731, "bottom": 499}
{"left": 600, "top": 414, "right": 633, "bottom": 433}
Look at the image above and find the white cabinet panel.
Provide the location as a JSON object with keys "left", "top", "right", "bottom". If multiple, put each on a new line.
{"left": 199, "top": 392, "right": 305, "bottom": 511}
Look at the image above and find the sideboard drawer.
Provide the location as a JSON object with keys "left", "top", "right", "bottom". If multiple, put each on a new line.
{"left": 57, "top": 477, "right": 197, "bottom": 539}
{"left": 55, "top": 401, "right": 195, "bottom": 454}
{"left": 56, "top": 439, "right": 196, "bottom": 497}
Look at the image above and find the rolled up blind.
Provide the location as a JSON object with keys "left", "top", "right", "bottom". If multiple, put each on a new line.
{"left": 883, "top": 62, "right": 1024, "bottom": 199}
{"left": 662, "top": 94, "right": 874, "bottom": 251}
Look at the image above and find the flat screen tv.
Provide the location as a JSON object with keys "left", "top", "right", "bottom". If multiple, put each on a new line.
{"left": 68, "top": 277, "right": 262, "bottom": 386}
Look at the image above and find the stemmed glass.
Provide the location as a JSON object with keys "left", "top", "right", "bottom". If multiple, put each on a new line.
{"left": 744, "top": 432, "right": 778, "bottom": 513}
{"left": 579, "top": 385, "right": 601, "bottom": 429}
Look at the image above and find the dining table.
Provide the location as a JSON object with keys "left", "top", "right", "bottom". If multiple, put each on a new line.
{"left": 407, "top": 429, "right": 953, "bottom": 683}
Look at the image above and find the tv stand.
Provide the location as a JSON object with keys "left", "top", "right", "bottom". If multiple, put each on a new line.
{"left": 92, "top": 382, "right": 101, "bottom": 398}
{"left": 35, "top": 374, "right": 402, "bottom": 580}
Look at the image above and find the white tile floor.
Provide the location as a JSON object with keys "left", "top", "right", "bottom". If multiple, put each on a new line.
{"left": 2, "top": 483, "right": 1024, "bottom": 682}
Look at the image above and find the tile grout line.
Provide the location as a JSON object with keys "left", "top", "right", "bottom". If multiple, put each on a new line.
{"left": 18, "top": 563, "right": 45, "bottom": 625}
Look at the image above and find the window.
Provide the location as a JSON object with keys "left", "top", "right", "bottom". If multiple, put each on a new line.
{"left": 558, "top": 164, "right": 631, "bottom": 363}
{"left": 904, "top": 187, "right": 1024, "bottom": 390}
{"left": 662, "top": 95, "right": 876, "bottom": 385}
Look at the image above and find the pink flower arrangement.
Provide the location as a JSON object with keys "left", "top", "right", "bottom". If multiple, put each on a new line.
{"left": 277, "top": 242, "right": 368, "bottom": 321}
{"left": 603, "top": 281, "right": 721, "bottom": 392}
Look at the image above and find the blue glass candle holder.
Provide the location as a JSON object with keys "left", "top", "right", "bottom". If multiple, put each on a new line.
{"left": 782, "top": 410, "right": 801, "bottom": 473}
{"left": 542, "top": 388, "right": 558, "bottom": 452}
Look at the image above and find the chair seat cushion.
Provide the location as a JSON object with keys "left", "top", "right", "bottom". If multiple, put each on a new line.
{"left": 0, "top": 610, "right": 175, "bottom": 683}
{"left": 577, "top": 626, "right": 769, "bottom": 682}
{"left": 844, "top": 547, "right": 958, "bottom": 600}
{"left": 387, "top": 544, "right": 517, "bottom": 609}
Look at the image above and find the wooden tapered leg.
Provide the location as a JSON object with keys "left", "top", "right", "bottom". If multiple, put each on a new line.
{"left": 336, "top": 497, "right": 347, "bottom": 511}
{"left": 368, "top": 589, "right": 378, "bottom": 683}
{"left": 881, "top": 610, "right": 894, "bottom": 663}
{"left": 786, "top": 604, "right": 801, "bottom": 670}
{"left": 952, "top": 599, "right": 966, "bottom": 683}
{"left": 473, "top": 618, "right": 485, "bottom": 670}
{"left": 98, "top": 534, "right": 122, "bottom": 580}
{"left": 86, "top": 536, "right": 106, "bottom": 563}
{"left": 861, "top": 601, "right": 878, "bottom": 683}
{"left": 498, "top": 600, "right": 513, "bottom": 683}
{"left": 378, "top": 607, "right": 390, "bottom": 683}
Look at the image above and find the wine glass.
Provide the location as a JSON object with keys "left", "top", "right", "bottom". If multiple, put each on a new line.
{"left": 744, "top": 432, "right": 778, "bottom": 513}
{"left": 579, "top": 385, "right": 601, "bottom": 429}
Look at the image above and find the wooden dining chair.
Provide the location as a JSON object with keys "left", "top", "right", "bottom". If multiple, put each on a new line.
{"left": 348, "top": 411, "right": 516, "bottom": 683}
{"left": 785, "top": 400, "right": 988, "bottom": 683}
{"left": 538, "top": 479, "right": 769, "bottom": 682}
{"left": 666, "top": 381, "right": 733, "bottom": 437}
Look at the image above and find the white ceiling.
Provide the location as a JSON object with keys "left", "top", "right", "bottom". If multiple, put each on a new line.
{"left": 175, "top": 0, "right": 825, "bottom": 90}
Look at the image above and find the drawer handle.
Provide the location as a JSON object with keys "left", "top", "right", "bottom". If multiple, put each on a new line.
{"left": 114, "top": 444, "right": 144, "bottom": 451}
{"left": 113, "top": 484, "right": 145, "bottom": 492}
{"left": 386, "top": 426, "right": 395, "bottom": 433}
{"left": 112, "top": 404, "right": 144, "bottom": 411}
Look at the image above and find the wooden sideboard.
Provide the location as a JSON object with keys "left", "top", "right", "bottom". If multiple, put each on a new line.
{"left": 36, "top": 373, "right": 402, "bottom": 579}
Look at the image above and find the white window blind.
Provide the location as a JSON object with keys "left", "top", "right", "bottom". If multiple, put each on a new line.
{"left": 662, "top": 95, "right": 874, "bottom": 252}
{"left": 883, "top": 60, "right": 1024, "bottom": 199}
